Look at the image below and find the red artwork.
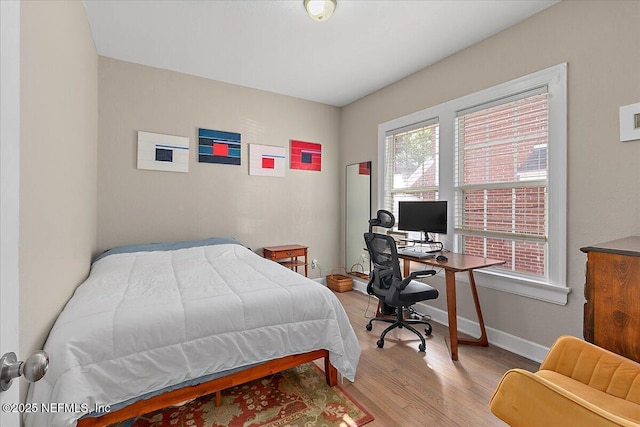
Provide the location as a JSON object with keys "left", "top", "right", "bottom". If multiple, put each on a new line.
{"left": 290, "top": 140, "right": 321, "bottom": 171}
{"left": 359, "top": 161, "right": 371, "bottom": 175}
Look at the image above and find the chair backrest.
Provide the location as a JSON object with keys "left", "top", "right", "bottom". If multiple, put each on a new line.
{"left": 364, "top": 210, "right": 403, "bottom": 295}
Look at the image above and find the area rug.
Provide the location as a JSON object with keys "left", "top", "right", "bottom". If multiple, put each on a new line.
{"left": 112, "top": 363, "right": 373, "bottom": 427}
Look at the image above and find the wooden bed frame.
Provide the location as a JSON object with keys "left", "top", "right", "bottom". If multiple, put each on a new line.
{"left": 77, "top": 349, "right": 337, "bottom": 427}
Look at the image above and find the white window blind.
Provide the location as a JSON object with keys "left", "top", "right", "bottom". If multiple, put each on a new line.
{"left": 454, "top": 87, "right": 549, "bottom": 277}
{"left": 383, "top": 119, "right": 439, "bottom": 217}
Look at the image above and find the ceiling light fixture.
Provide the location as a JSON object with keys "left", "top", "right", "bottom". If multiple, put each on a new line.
{"left": 304, "top": 0, "right": 337, "bottom": 22}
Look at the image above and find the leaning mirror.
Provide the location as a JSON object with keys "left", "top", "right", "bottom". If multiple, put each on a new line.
{"left": 345, "top": 161, "right": 372, "bottom": 280}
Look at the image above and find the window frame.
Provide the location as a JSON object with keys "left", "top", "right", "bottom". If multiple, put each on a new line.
{"left": 378, "top": 63, "right": 569, "bottom": 305}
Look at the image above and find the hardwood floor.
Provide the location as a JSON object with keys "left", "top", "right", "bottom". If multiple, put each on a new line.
{"left": 333, "top": 290, "right": 539, "bottom": 427}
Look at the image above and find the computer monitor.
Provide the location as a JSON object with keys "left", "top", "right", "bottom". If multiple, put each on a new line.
{"left": 397, "top": 201, "right": 447, "bottom": 238}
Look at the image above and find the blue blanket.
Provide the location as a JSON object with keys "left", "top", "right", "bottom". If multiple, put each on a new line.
{"left": 93, "top": 237, "right": 242, "bottom": 263}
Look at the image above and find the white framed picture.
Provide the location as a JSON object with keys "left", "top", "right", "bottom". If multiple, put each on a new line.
{"left": 137, "top": 131, "right": 190, "bottom": 173}
{"left": 619, "top": 102, "right": 640, "bottom": 142}
{"left": 249, "top": 144, "right": 286, "bottom": 177}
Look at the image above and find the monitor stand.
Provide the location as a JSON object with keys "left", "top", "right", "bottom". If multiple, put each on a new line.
{"left": 407, "top": 232, "right": 444, "bottom": 253}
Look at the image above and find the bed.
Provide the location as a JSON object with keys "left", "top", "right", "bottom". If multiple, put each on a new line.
{"left": 24, "top": 238, "right": 361, "bottom": 427}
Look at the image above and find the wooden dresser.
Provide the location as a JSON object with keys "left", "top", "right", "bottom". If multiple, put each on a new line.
{"left": 581, "top": 236, "right": 640, "bottom": 363}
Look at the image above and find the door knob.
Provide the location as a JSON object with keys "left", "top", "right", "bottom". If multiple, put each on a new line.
{"left": 0, "top": 350, "right": 49, "bottom": 391}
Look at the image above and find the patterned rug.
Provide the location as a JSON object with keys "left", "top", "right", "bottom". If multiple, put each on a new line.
{"left": 113, "top": 363, "right": 373, "bottom": 427}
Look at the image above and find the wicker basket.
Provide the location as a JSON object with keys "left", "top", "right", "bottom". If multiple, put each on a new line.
{"left": 326, "top": 266, "right": 353, "bottom": 292}
{"left": 348, "top": 263, "right": 369, "bottom": 280}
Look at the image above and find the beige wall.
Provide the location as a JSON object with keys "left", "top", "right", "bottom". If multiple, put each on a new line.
{"left": 340, "top": 0, "right": 640, "bottom": 348}
{"left": 97, "top": 58, "right": 341, "bottom": 279}
{"left": 19, "top": 0, "right": 98, "bottom": 393}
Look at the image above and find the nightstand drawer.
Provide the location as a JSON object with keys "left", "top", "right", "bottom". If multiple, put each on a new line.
{"left": 278, "top": 248, "right": 305, "bottom": 258}
{"left": 263, "top": 245, "right": 307, "bottom": 260}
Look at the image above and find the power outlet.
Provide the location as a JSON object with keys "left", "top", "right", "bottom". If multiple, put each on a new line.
{"left": 360, "top": 254, "right": 368, "bottom": 263}
{"left": 311, "top": 259, "right": 318, "bottom": 269}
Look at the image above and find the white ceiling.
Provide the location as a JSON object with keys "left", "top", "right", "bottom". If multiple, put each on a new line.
{"left": 83, "top": 0, "right": 558, "bottom": 107}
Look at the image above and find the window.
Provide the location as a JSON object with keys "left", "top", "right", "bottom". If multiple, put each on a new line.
{"left": 383, "top": 120, "right": 439, "bottom": 227}
{"left": 455, "top": 88, "right": 549, "bottom": 279}
{"left": 378, "top": 64, "right": 568, "bottom": 304}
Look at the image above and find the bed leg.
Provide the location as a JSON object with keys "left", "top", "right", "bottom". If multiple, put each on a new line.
{"left": 324, "top": 355, "right": 338, "bottom": 386}
{"left": 215, "top": 390, "right": 222, "bottom": 406}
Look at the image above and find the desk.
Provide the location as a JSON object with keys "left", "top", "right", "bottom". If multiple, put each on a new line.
{"left": 399, "top": 252, "right": 504, "bottom": 361}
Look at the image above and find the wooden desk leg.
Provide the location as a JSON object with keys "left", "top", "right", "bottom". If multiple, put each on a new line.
{"left": 457, "top": 271, "right": 489, "bottom": 347}
{"left": 445, "top": 269, "right": 459, "bottom": 361}
{"left": 403, "top": 258, "right": 410, "bottom": 277}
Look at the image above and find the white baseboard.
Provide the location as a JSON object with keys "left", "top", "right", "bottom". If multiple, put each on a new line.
{"left": 349, "top": 286, "right": 548, "bottom": 363}
{"left": 352, "top": 278, "right": 368, "bottom": 293}
{"left": 412, "top": 302, "right": 549, "bottom": 363}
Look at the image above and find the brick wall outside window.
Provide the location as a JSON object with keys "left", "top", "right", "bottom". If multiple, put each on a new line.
{"left": 457, "top": 92, "right": 548, "bottom": 277}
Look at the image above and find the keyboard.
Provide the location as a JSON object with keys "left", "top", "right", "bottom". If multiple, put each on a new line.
{"left": 397, "top": 248, "right": 435, "bottom": 259}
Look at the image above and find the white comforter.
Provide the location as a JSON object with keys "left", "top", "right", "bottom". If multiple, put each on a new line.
{"left": 25, "top": 243, "right": 360, "bottom": 427}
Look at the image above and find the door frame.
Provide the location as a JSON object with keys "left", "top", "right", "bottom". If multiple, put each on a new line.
{"left": 1, "top": 0, "right": 22, "bottom": 422}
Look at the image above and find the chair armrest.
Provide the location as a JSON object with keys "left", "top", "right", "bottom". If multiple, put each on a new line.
{"left": 490, "top": 369, "right": 639, "bottom": 427}
{"left": 409, "top": 269, "right": 436, "bottom": 280}
{"left": 398, "top": 270, "right": 436, "bottom": 289}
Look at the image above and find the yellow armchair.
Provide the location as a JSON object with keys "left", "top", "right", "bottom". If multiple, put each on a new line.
{"left": 490, "top": 335, "right": 640, "bottom": 427}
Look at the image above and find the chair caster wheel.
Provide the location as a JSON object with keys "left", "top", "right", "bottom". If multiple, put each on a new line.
{"left": 365, "top": 324, "right": 372, "bottom": 331}
{"left": 377, "top": 340, "right": 384, "bottom": 348}
{"left": 418, "top": 343, "right": 426, "bottom": 352}
{"left": 424, "top": 325, "right": 432, "bottom": 336}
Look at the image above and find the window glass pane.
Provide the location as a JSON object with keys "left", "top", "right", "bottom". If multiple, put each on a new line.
{"left": 389, "top": 124, "right": 438, "bottom": 190}
{"left": 384, "top": 122, "right": 439, "bottom": 215}
{"left": 464, "top": 236, "right": 546, "bottom": 276}
{"left": 459, "top": 94, "right": 548, "bottom": 186}
{"left": 514, "top": 240, "right": 546, "bottom": 276}
{"left": 459, "top": 187, "right": 546, "bottom": 237}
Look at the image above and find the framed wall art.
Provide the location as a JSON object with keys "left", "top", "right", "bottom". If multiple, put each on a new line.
{"left": 290, "top": 140, "right": 321, "bottom": 171}
{"left": 249, "top": 144, "right": 286, "bottom": 177}
{"left": 620, "top": 102, "right": 640, "bottom": 142}
{"left": 137, "top": 131, "right": 189, "bottom": 173}
{"left": 198, "top": 128, "right": 241, "bottom": 165}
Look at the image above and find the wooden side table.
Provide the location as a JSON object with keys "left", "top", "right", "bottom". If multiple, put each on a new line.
{"left": 263, "top": 244, "right": 308, "bottom": 277}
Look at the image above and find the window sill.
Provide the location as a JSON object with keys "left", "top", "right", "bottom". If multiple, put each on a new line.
{"left": 439, "top": 268, "right": 571, "bottom": 305}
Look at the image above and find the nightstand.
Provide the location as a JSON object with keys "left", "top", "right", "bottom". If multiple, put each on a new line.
{"left": 262, "top": 244, "right": 308, "bottom": 277}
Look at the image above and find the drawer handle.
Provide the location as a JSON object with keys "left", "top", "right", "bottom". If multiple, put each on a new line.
{"left": 286, "top": 251, "right": 293, "bottom": 255}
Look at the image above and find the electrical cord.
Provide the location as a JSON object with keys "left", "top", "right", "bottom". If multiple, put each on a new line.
{"left": 407, "top": 306, "right": 433, "bottom": 321}
{"left": 364, "top": 294, "right": 377, "bottom": 319}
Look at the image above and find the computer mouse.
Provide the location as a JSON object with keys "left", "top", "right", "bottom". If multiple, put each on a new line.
{"left": 436, "top": 254, "right": 448, "bottom": 262}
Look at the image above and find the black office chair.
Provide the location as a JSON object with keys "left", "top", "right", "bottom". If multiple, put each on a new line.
{"left": 364, "top": 210, "right": 439, "bottom": 352}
